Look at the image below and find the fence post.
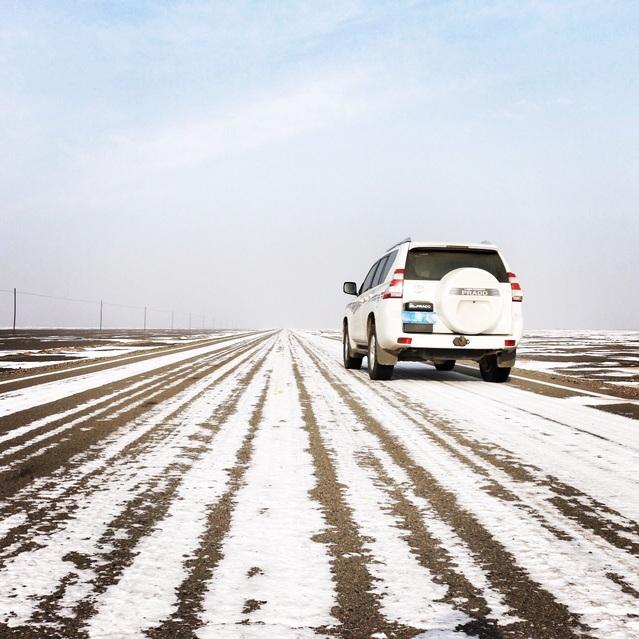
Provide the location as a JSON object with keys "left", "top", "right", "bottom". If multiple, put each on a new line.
{"left": 171, "top": 310, "right": 174, "bottom": 330}
{"left": 143, "top": 306, "right": 147, "bottom": 331}
{"left": 189, "top": 312, "right": 192, "bottom": 333}
{"left": 12, "top": 288, "right": 17, "bottom": 334}
{"left": 99, "top": 299, "right": 103, "bottom": 331}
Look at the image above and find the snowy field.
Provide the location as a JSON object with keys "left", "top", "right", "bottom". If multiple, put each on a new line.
{"left": 0, "top": 329, "right": 637, "bottom": 638}
{"left": 517, "top": 330, "right": 639, "bottom": 388}
{"left": 0, "top": 330, "right": 239, "bottom": 372}
{"left": 4, "top": 328, "right": 636, "bottom": 389}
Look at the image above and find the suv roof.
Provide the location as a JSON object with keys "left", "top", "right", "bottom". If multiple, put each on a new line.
{"left": 409, "top": 241, "right": 498, "bottom": 250}
{"left": 385, "top": 238, "right": 498, "bottom": 253}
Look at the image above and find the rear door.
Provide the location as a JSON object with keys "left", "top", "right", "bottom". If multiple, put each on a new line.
{"left": 403, "top": 248, "right": 512, "bottom": 334}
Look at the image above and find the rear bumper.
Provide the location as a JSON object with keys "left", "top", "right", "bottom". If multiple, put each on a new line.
{"left": 379, "top": 331, "right": 520, "bottom": 352}
{"left": 374, "top": 332, "right": 518, "bottom": 366}
{"left": 372, "top": 298, "right": 523, "bottom": 353}
{"left": 397, "top": 347, "right": 516, "bottom": 366}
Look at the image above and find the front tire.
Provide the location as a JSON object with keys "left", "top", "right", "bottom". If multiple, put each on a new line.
{"left": 343, "top": 325, "right": 362, "bottom": 370}
{"left": 479, "top": 354, "right": 511, "bottom": 383}
{"left": 367, "top": 327, "right": 394, "bottom": 380}
{"left": 434, "top": 360, "right": 455, "bottom": 371}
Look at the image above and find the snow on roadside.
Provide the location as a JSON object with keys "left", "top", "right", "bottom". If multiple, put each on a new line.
{"left": 0, "top": 513, "right": 27, "bottom": 538}
{"left": 0, "top": 333, "right": 242, "bottom": 371}
{"left": 0, "top": 371, "right": 160, "bottom": 446}
{"left": 398, "top": 377, "right": 639, "bottom": 522}
{"left": 0, "top": 350, "right": 262, "bottom": 628}
{"left": 0, "top": 346, "right": 157, "bottom": 371}
{"left": 197, "top": 335, "right": 337, "bottom": 639}
{"left": 516, "top": 359, "right": 639, "bottom": 387}
{"left": 356, "top": 373, "right": 639, "bottom": 592}
{"left": 0, "top": 357, "right": 207, "bottom": 464}
{"left": 0, "top": 334, "right": 257, "bottom": 419}
{"left": 85, "top": 347, "right": 274, "bottom": 638}
{"left": 0, "top": 340, "right": 255, "bottom": 475}
{"left": 0, "top": 338, "right": 271, "bottom": 557}
{"left": 516, "top": 330, "right": 639, "bottom": 387}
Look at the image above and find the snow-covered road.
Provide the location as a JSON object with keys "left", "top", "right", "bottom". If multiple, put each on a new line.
{"left": 0, "top": 330, "right": 637, "bottom": 638}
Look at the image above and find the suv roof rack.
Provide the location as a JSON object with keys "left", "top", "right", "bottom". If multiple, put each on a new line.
{"left": 386, "top": 237, "right": 411, "bottom": 252}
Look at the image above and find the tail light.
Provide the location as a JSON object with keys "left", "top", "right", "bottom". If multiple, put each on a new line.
{"left": 383, "top": 269, "right": 405, "bottom": 299}
{"left": 507, "top": 272, "right": 523, "bottom": 302}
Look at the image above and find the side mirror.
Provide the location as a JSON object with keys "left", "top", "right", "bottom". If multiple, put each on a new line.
{"left": 343, "top": 281, "right": 358, "bottom": 296}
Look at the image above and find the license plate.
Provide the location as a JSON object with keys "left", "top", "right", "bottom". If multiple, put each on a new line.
{"left": 402, "top": 311, "right": 438, "bottom": 324}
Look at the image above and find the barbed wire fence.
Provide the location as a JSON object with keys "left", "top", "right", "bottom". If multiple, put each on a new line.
{"left": 0, "top": 287, "right": 222, "bottom": 333}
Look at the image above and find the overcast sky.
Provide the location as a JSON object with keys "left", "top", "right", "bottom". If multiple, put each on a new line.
{"left": 1, "top": 0, "right": 638, "bottom": 330}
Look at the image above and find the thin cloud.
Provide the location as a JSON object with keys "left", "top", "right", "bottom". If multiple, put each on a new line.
{"left": 40, "top": 72, "right": 376, "bottom": 202}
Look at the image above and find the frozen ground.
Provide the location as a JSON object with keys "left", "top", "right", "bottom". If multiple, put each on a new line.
{"left": 517, "top": 330, "right": 639, "bottom": 388}
{"left": 0, "top": 329, "right": 637, "bottom": 638}
{"left": 0, "top": 329, "right": 240, "bottom": 373}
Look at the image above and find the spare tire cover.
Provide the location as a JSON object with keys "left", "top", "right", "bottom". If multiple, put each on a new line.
{"left": 435, "top": 268, "right": 504, "bottom": 335}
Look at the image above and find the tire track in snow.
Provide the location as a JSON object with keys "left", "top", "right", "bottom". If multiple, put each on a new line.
{"left": 0, "top": 337, "right": 275, "bottom": 635}
{"left": 406, "top": 369, "right": 639, "bottom": 498}
{"left": 358, "top": 452, "right": 509, "bottom": 638}
{"left": 364, "top": 373, "right": 639, "bottom": 562}
{"left": 290, "top": 339, "right": 422, "bottom": 639}
{"left": 193, "top": 334, "right": 337, "bottom": 639}
{"left": 294, "top": 334, "right": 591, "bottom": 639}
{"left": 3, "top": 329, "right": 637, "bottom": 638}
{"left": 402, "top": 395, "right": 639, "bottom": 557}
{"left": 0, "top": 339, "right": 253, "bottom": 479}
{"left": 311, "top": 332, "right": 639, "bottom": 559}
{"left": 0, "top": 334, "right": 265, "bottom": 453}
{"left": 144, "top": 368, "right": 272, "bottom": 639}
{"left": 302, "top": 333, "right": 639, "bottom": 637}
{"left": 292, "top": 336, "right": 514, "bottom": 638}
{"left": 0, "top": 340, "right": 249, "bottom": 452}
{"left": 0, "top": 336, "right": 272, "bottom": 574}
{"left": 71, "top": 344, "right": 276, "bottom": 638}
{"left": 0, "top": 336, "right": 267, "bottom": 500}
{"left": 0, "top": 332, "right": 262, "bottom": 404}
{"left": 0, "top": 332, "right": 255, "bottom": 394}
{"left": 0, "top": 335, "right": 265, "bottom": 554}
{"left": 367, "top": 373, "right": 639, "bottom": 563}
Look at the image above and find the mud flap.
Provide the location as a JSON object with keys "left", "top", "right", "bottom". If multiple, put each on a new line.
{"left": 377, "top": 346, "right": 399, "bottom": 366}
{"left": 497, "top": 349, "right": 516, "bottom": 368}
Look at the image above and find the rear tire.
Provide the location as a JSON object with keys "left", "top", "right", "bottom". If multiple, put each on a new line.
{"left": 343, "top": 325, "right": 362, "bottom": 370}
{"left": 434, "top": 360, "right": 455, "bottom": 371}
{"left": 479, "top": 355, "right": 511, "bottom": 383}
{"left": 367, "top": 326, "right": 394, "bottom": 380}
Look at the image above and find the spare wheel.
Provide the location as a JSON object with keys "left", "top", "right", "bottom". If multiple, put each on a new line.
{"left": 435, "top": 268, "right": 504, "bottom": 335}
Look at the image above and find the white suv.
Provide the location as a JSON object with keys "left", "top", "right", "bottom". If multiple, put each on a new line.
{"left": 342, "top": 239, "right": 523, "bottom": 381}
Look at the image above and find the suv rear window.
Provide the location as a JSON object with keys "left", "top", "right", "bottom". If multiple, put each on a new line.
{"left": 405, "top": 248, "right": 508, "bottom": 282}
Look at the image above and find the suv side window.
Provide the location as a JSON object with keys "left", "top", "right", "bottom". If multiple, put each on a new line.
{"left": 374, "top": 250, "right": 397, "bottom": 287}
{"left": 359, "top": 260, "right": 380, "bottom": 295}
{"left": 371, "top": 256, "right": 389, "bottom": 288}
